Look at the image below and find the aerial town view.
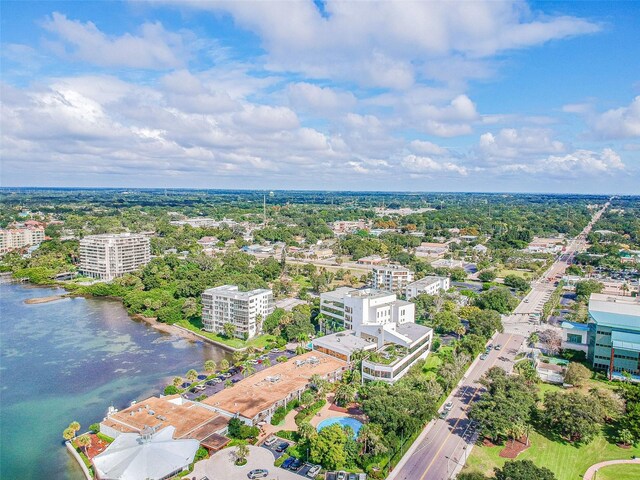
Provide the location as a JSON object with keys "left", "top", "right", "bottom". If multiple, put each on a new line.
{"left": 1, "top": 2, "right": 639, "bottom": 480}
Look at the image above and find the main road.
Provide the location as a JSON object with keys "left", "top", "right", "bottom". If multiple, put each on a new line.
{"left": 389, "top": 199, "right": 611, "bottom": 480}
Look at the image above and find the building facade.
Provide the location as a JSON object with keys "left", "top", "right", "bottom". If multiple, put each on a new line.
{"left": 0, "top": 227, "right": 45, "bottom": 253}
{"left": 314, "top": 287, "right": 432, "bottom": 384}
{"left": 201, "top": 285, "right": 274, "bottom": 339}
{"left": 79, "top": 233, "right": 150, "bottom": 281}
{"left": 587, "top": 294, "right": 640, "bottom": 380}
{"left": 372, "top": 265, "right": 414, "bottom": 292}
{"left": 405, "top": 276, "right": 450, "bottom": 300}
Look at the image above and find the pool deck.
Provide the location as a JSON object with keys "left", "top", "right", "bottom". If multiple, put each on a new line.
{"left": 309, "top": 394, "right": 367, "bottom": 428}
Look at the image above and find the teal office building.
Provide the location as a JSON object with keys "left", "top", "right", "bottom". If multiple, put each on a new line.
{"left": 588, "top": 294, "right": 640, "bottom": 380}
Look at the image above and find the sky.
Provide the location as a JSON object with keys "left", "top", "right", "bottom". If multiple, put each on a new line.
{"left": 1, "top": 1, "right": 639, "bottom": 193}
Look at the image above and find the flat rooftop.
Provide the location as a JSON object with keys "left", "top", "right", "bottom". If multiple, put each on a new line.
{"left": 202, "top": 285, "right": 272, "bottom": 299}
{"left": 395, "top": 322, "right": 433, "bottom": 343}
{"left": 407, "top": 276, "right": 447, "bottom": 287}
{"left": 202, "top": 351, "right": 346, "bottom": 420}
{"left": 312, "top": 331, "right": 377, "bottom": 356}
{"left": 101, "top": 395, "right": 228, "bottom": 440}
{"left": 589, "top": 294, "right": 640, "bottom": 329}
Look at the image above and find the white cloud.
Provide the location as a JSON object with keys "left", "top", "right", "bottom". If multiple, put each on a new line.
{"left": 287, "top": 83, "right": 357, "bottom": 114}
{"left": 478, "top": 128, "right": 565, "bottom": 160}
{"left": 170, "top": 1, "right": 598, "bottom": 89}
{"left": 401, "top": 154, "right": 468, "bottom": 175}
{"left": 408, "top": 140, "right": 449, "bottom": 156}
{"left": 498, "top": 148, "right": 624, "bottom": 176}
{"left": 591, "top": 96, "right": 640, "bottom": 139}
{"left": 42, "top": 12, "right": 186, "bottom": 69}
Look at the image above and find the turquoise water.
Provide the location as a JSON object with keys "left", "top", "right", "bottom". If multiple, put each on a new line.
{"left": 317, "top": 417, "right": 363, "bottom": 438}
{"left": 0, "top": 283, "right": 229, "bottom": 479}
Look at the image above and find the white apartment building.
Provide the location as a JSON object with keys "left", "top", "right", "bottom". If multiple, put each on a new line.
{"left": 314, "top": 287, "right": 432, "bottom": 384}
{"left": 201, "top": 285, "right": 274, "bottom": 339}
{"left": 405, "top": 276, "right": 450, "bottom": 300}
{"left": 372, "top": 265, "right": 414, "bottom": 292}
{"left": 0, "top": 227, "right": 45, "bottom": 253}
{"left": 79, "top": 233, "right": 151, "bottom": 281}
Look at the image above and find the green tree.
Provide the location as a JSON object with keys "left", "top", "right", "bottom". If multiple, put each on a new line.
{"left": 450, "top": 267, "right": 467, "bottom": 282}
{"left": 69, "top": 421, "right": 81, "bottom": 436}
{"left": 63, "top": 427, "right": 76, "bottom": 441}
{"left": 494, "top": 460, "right": 556, "bottom": 480}
{"left": 478, "top": 270, "right": 497, "bottom": 282}
{"left": 334, "top": 383, "right": 356, "bottom": 407}
{"left": 457, "top": 473, "right": 488, "bottom": 480}
{"left": 542, "top": 391, "right": 605, "bottom": 443}
{"left": 220, "top": 358, "right": 230, "bottom": 371}
{"left": 76, "top": 434, "right": 92, "bottom": 455}
{"left": 235, "top": 441, "right": 250, "bottom": 464}
{"left": 223, "top": 322, "right": 236, "bottom": 339}
{"left": 262, "top": 357, "right": 271, "bottom": 368}
{"left": 503, "top": 274, "right": 529, "bottom": 292}
{"left": 186, "top": 369, "right": 198, "bottom": 383}
{"left": 310, "top": 424, "right": 348, "bottom": 470}
{"left": 298, "top": 421, "right": 316, "bottom": 441}
{"left": 432, "top": 311, "right": 461, "bottom": 333}
{"left": 204, "top": 360, "right": 217, "bottom": 374}
{"left": 243, "top": 363, "right": 256, "bottom": 378}
{"left": 357, "top": 423, "right": 387, "bottom": 456}
{"left": 475, "top": 288, "right": 518, "bottom": 314}
{"left": 563, "top": 362, "right": 591, "bottom": 387}
{"left": 467, "top": 309, "right": 503, "bottom": 338}
{"left": 172, "top": 376, "right": 183, "bottom": 387}
{"left": 575, "top": 279, "right": 604, "bottom": 301}
{"left": 232, "top": 350, "right": 244, "bottom": 365}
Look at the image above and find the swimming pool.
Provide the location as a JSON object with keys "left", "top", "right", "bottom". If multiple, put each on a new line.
{"left": 316, "top": 417, "right": 363, "bottom": 438}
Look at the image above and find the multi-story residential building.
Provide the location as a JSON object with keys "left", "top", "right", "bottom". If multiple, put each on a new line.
{"left": 79, "top": 233, "right": 151, "bottom": 281}
{"left": 314, "top": 287, "right": 432, "bottom": 384}
{"left": 405, "top": 276, "right": 450, "bottom": 300}
{"left": 372, "top": 265, "right": 414, "bottom": 292}
{"left": 0, "top": 227, "right": 45, "bottom": 253}
{"left": 586, "top": 293, "right": 640, "bottom": 380}
{"left": 330, "top": 220, "right": 368, "bottom": 235}
{"left": 201, "top": 285, "right": 274, "bottom": 339}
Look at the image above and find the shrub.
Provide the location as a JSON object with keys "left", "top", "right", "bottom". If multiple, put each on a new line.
{"left": 163, "top": 385, "right": 180, "bottom": 395}
{"left": 89, "top": 423, "right": 100, "bottom": 434}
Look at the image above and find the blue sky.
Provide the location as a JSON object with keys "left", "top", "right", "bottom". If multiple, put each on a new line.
{"left": 1, "top": 1, "right": 639, "bottom": 193}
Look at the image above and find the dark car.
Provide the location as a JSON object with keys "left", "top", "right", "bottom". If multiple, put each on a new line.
{"left": 276, "top": 442, "right": 289, "bottom": 452}
{"left": 289, "top": 458, "right": 302, "bottom": 471}
{"left": 281, "top": 457, "right": 295, "bottom": 469}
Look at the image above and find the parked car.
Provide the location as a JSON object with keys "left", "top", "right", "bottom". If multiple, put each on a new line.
{"left": 480, "top": 353, "right": 488, "bottom": 360}
{"left": 494, "top": 344, "right": 502, "bottom": 351}
{"left": 194, "top": 384, "right": 206, "bottom": 392}
{"left": 348, "top": 474, "right": 358, "bottom": 480}
{"left": 263, "top": 436, "right": 277, "bottom": 446}
{"left": 276, "top": 442, "right": 289, "bottom": 452}
{"left": 486, "top": 344, "right": 493, "bottom": 350}
{"left": 337, "top": 472, "right": 347, "bottom": 480}
{"left": 248, "top": 469, "right": 269, "bottom": 479}
{"left": 205, "top": 380, "right": 216, "bottom": 386}
{"left": 281, "top": 457, "right": 295, "bottom": 469}
{"left": 439, "top": 410, "right": 448, "bottom": 419}
{"left": 444, "top": 401, "right": 454, "bottom": 411}
{"left": 289, "top": 458, "right": 302, "bottom": 470}
{"left": 307, "top": 465, "right": 321, "bottom": 477}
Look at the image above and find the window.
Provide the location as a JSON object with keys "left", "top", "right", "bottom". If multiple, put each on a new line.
{"left": 567, "top": 333, "right": 583, "bottom": 344}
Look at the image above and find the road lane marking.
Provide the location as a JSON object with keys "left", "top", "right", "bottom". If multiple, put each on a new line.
{"left": 417, "top": 333, "right": 515, "bottom": 480}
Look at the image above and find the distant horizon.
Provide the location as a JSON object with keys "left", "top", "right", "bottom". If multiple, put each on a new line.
{"left": 0, "top": 186, "right": 634, "bottom": 197}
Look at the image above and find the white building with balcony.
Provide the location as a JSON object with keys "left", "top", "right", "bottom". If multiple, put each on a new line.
{"left": 314, "top": 288, "right": 433, "bottom": 383}
{"left": 201, "top": 285, "right": 274, "bottom": 339}
{"left": 372, "top": 265, "right": 414, "bottom": 293}
{"left": 79, "top": 233, "right": 150, "bottom": 281}
{"left": 405, "top": 276, "right": 450, "bottom": 300}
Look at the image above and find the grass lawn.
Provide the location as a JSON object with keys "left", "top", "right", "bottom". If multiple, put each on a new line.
{"left": 497, "top": 269, "right": 532, "bottom": 279}
{"left": 596, "top": 463, "right": 640, "bottom": 480}
{"left": 176, "top": 320, "right": 277, "bottom": 350}
{"left": 292, "top": 275, "right": 312, "bottom": 289}
{"left": 464, "top": 430, "right": 640, "bottom": 480}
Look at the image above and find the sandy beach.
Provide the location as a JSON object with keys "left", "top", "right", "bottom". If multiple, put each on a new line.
{"left": 24, "top": 295, "right": 66, "bottom": 304}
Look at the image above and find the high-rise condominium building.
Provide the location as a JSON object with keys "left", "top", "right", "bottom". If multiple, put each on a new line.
{"left": 201, "top": 285, "right": 274, "bottom": 339}
{"left": 0, "top": 227, "right": 45, "bottom": 253}
{"left": 372, "top": 265, "right": 414, "bottom": 292}
{"left": 79, "top": 233, "right": 151, "bottom": 281}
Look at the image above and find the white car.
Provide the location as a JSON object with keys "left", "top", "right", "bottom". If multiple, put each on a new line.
{"left": 307, "top": 465, "right": 321, "bottom": 477}
{"left": 263, "top": 436, "right": 277, "bottom": 446}
{"left": 444, "top": 401, "right": 454, "bottom": 411}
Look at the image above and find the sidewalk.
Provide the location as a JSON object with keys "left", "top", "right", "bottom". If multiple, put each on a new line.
{"left": 583, "top": 458, "right": 640, "bottom": 480}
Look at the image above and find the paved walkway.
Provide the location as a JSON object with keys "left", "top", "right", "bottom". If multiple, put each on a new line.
{"left": 583, "top": 458, "right": 640, "bottom": 480}
{"left": 191, "top": 445, "right": 302, "bottom": 480}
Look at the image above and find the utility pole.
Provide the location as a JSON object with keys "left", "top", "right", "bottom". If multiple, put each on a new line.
{"left": 263, "top": 194, "right": 267, "bottom": 227}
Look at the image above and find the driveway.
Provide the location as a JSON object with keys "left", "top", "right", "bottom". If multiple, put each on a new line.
{"left": 191, "top": 445, "right": 304, "bottom": 480}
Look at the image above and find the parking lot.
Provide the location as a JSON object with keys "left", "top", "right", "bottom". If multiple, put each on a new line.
{"left": 182, "top": 349, "right": 297, "bottom": 401}
{"left": 260, "top": 436, "right": 321, "bottom": 477}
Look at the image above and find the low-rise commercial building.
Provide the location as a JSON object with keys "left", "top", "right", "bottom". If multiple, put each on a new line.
{"left": 357, "top": 254, "right": 386, "bottom": 265}
{"left": 79, "top": 233, "right": 151, "bottom": 281}
{"left": 202, "top": 351, "right": 346, "bottom": 425}
{"left": 415, "top": 242, "right": 449, "bottom": 258}
{"left": 372, "top": 265, "right": 414, "bottom": 292}
{"left": 201, "top": 285, "right": 274, "bottom": 339}
{"left": 405, "top": 276, "right": 450, "bottom": 300}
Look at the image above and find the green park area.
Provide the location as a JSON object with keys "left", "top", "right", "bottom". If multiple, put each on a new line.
{"left": 596, "top": 463, "right": 640, "bottom": 480}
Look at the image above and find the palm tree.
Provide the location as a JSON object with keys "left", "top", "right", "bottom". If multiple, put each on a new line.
{"left": 334, "top": 383, "right": 356, "bottom": 407}
{"left": 245, "top": 346, "right": 256, "bottom": 356}
{"left": 235, "top": 442, "right": 250, "bottom": 464}
{"left": 220, "top": 358, "right": 230, "bottom": 371}
{"left": 310, "top": 374, "right": 329, "bottom": 396}
{"left": 172, "top": 376, "right": 183, "bottom": 387}
{"left": 76, "top": 434, "right": 92, "bottom": 455}
{"left": 204, "top": 360, "right": 217, "bottom": 374}
{"left": 69, "top": 421, "right": 81, "bottom": 436}
{"left": 455, "top": 324, "right": 466, "bottom": 340}
{"left": 298, "top": 421, "right": 316, "bottom": 441}
{"left": 262, "top": 358, "right": 271, "bottom": 368}
{"left": 232, "top": 350, "right": 244, "bottom": 365}
{"left": 186, "top": 369, "right": 198, "bottom": 383}
{"left": 63, "top": 428, "right": 76, "bottom": 441}
{"left": 243, "top": 363, "right": 256, "bottom": 378}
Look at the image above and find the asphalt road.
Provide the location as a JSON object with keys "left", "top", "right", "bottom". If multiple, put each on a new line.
{"left": 389, "top": 200, "right": 611, "bottom": 480}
